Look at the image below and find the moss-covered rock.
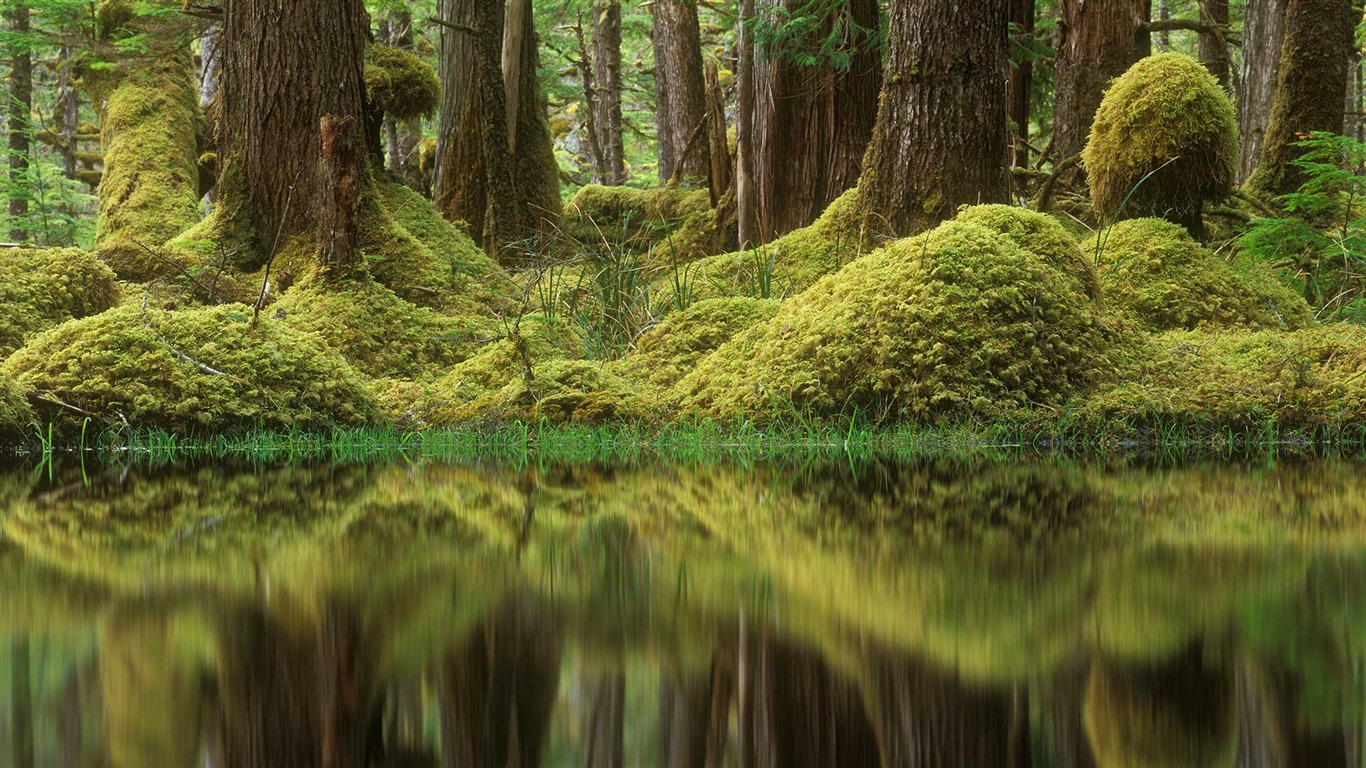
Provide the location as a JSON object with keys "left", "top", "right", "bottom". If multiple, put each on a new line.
{"left": 0, "top": 372, "right": 34, "bottom": 440}
{"left": 613, "top": 297, "right": 781, "bottom": 394}
{"left": 1088, "top": 219, "right": 1312, "bottom": 332}
{"left": 2, "top": 304, "right": 375, "bottom": 430}
{"left": 674, "top": 220, "right": 1125, "bottom": 422}
{"left": 1076, "top": 324, "right": 1366, "bottom": 431}
{"left": 1083, "top": 53, "right": 1238, "bottom": 236}
{"left": 0, "top": 247, "right": 121, "bottom": 357}
{"left": 954, "top": 204, "right": 1101, "bottom": 301}
{"left": 365, "top": 45, "right": 440, "bottom": 121}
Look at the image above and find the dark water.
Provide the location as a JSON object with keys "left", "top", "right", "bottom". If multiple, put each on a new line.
{"left": 1, "top": 456, "right": 1365, "bottom": 767}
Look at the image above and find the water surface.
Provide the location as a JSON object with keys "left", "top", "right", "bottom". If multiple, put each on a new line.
{"left": 1, "top": 456, "right": 1364, "bottom": 766}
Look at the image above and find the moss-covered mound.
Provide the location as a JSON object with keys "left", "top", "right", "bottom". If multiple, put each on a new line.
{"left": 0, "top": 372, "right": 34, "bottom": 440}
{"left": 1083, "top": 53, "right": 1238, "bottom": 234}
{"left": 364, "top": 45, "right": 440, "bottom": 120}
{"left": 2, "top": 304, "right": 375, "bottom": 430}
{"left": 0, "top": 247, "right": 121, "bottom": 357}
{"left": 674, "top": 221, "right": 1125, "bottom": 422}
{"left": 1077, "top": 324, "right": 1366, "bottom": 431}
{"left": 565, "top": 185, "right": 724, "bottom": 265}
{"left": 1089, "top": 219, "right": 1312, "bottom": 332}
{"left": 954, "top": 204, "right": 1101, "bottom": 301}
{"left": 613, "top": 297, "right": 781, "bottom": 394}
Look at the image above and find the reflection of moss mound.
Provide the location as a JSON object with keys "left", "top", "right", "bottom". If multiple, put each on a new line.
{"left": 1089, "top": 219, "right": 1312, "bottom": 331}
{"left": 0, "top": 372, "right": 33, "bottom": 439}
{"left": 1084, "top": 53, "right": 1238, "bottom": 230}
{"left": 365, "top": 45, "right": 440, "bottom": 120}
{"left": 955, "top": 205, "right": 1100, "bottom": 300}
{"left": 1084, "top": 651, "right": 1237, "bottom": 768}
{"left": 614, "top": 297, "right": 780, "bottom": 393}
{"left": 675, "top": 221, "right": 1121, "bottom": 421}
{"left": 2, "top": 304, "right": 375, "bottom": 430}
{"left": 0, "top": 247, "right": 121, "bottom": 357}
{"left": 1079, "top": 324, "right": 1366, "bottom": 430}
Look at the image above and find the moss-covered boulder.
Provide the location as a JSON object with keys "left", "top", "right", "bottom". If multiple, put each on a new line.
{"left": 1076, "top": 324, "right": 1366, "bottom": 431}
{"left": 674, "top": 220, "right": 1125, "bottom": 422}
{"left": 613, "top": 297, "right": 781, "bottom": 395}
{"left": 2, "top": 304, "right": 375, "bottom": 430}
{"left": 0, "top": 372, "right": 34, "bottom": 441}
{"left": 954, "top": 204, "right": 1101, "bottom": 300}
{"left": 364, "top": 45, "right": 440, "bottom": 120}
{"left": 0, "top": 247, "right": 121, "bottom": 357}
{"left": 1088, "top": 219, "right": 1312, "bottom": 332}
{"left": 1083, "top": 53, "right": 1238, "bottom": 237}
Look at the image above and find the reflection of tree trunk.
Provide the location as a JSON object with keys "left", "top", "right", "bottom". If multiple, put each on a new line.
{"left": 658, "top": 669, "right": 710, "bottom": 767}
{"left": 586, "top": 669, "right": 625, "bottom": 768}
{"left": 101, "top": 611, "right": 204, "bottom": 768}
{"left": 59, "top": 673, "right": 83, "bottom": 767}
{"left": 1253, "top": 661, "right": 1350, "bottom": 767}
{"left": 1237, "top": 661, "right": 1275, "bottom": 766}
{"left": 1048, "top": 662, "right": 1096, "bottom": 768}
{"left": 438, "top": 597, "right": 563, "bottom": 768}
{"left": 11, "top": 638, "right": 34, "bottom": 768}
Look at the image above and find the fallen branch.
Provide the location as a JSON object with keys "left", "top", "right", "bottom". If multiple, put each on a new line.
{"left": 141, "top": 296, "right": 229, "bottom": 377}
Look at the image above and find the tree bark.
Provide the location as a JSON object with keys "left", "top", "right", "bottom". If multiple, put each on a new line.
{"left": 1248, "top": 0, "right": 1356, "bottom": 196}
{"left": 219, "top": 0, "right": 370, "bottom": 251}
{"left": 1196, "top": 0, "right": 1231, "bottom": 87}
{"left": 434, "top": 0, "right": 476, "bottom": 208}
{"left": 857, "top": 0, "right": 1011, "bottom": 237}
{"left": 591, "top": 0, "right": 626, "bottom": 185}
{"left": 653, "top": 0, "right": 710, "bottom": 185}
{"left": 318, "top": 115, "right": 365, "bottom": 276}
{"left": 55, "top": 44, "right": 80, "bottom": 181}
{"left": 1239, "top": 0, "right": 1287, "bottom": 182}
{"left": 753, "top": 0, "right": 881, "bottom": 241}
{"left": 736, "top": 0, "right": 758, "bottom": 247}
{"left": 7, "top": 1, "right": 32, "bottom": 242}
{"left": 704, "top": 60, "right": 732, "bottom": 205}
{"left": 1053, "top": 0, "right": 1151, "bottom": 163}
{"left": 1009, "top": 0, "right": 1035, "bottom": 168}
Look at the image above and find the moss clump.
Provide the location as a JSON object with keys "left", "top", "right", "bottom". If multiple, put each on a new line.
{"left": 1088, "top": 219, "right": 1312, "bottom": 332}
{"left": 613, "top": 298, "right": 781, "bottom": 394}
{"left": 365, "top": 45, "right": 441, "bottom": 121}
{"left": 1076, "top": 324, "right": 1366, "bottom": 431}
{"left": 274, "top": 280, "right": 500, "bottom": 379}
{"left": 2, "top": 304, "right": 375, "bottom": 430}
{"left": 1083, "top": 53, "right": 1238, "bottom": 236}
{"left": 674, "top": 221, "right": 1124, "bottom": 422}
{"left": 954, "top": 204, "right": 1101, "bottom": 301}
{"left": 0, "top": 247, "right": 121, "bottom": 357}
{"left": 94, "top": 54, "right": 205, "bottom": 282}
{"left": 0, "top": 372, "right": 34, "bottom": 440}
{"left": 566, "top": 185, "right": 723, "bottom": 264}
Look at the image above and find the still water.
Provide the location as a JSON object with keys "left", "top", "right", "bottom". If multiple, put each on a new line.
{"left": 0, "top": 455, "right": 1364, "bottom": 767}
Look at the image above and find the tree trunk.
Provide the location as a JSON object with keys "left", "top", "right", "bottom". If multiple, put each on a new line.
{"left": 736, "top": 0, "right": 758, "bottom": 247}
{"left": 1156, "top": 0, "right": 1170, "bottom": 49}
{"left": 7, "top": 1, "right": 32, "bottom": 242}
{"left": 1197, "top": 0, "right": 1231, "bottom": 87}
{"left": 704, "top": 60, "right": 733, "bottom": 205}
{"left": 318, "top": 115, "right": 365, "bottom": 277}
{"left": 55, "top": 44, "right": 80, "bottom": 181}
{"left": 1009, "top": 0, "right": 1035, "bottom": 168}
{"left": 501, "top": 0, "right": 564, "bottom": 251}
{"left": 653, "top": 0, "right": 710, "bottom": 185}
{"left": 379, "top": 10, "right": 425, "bottom": 193}
{"left": 753, "top": 0, "right": 881, "bottom": 241}
{"left": 1054, "top": 0, "right": 1151, "bottom": 163}
{"left": 857, "top": 0, "right": 1011, "bottom": 237}
{"left": 219, "top": 0, "right": 370, "bottom": 254}
{"left": 1248, "top": 0, "right": 1356, "bottom": 196}
{"left": 434, "top": 0, "right": 476, "bottom": 210}
{"left": 591, "top": 0, "right": 626, "bottom": 185}
{"left": 1239, "top": 0, "right": 1287, "bottom": 182}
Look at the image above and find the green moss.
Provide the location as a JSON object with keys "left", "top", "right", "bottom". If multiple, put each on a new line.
{"left": 954, "top": 204, "right": 1102, "bottom": 301}
{"left": 674, "top": 220, "right": 1125, "bottom": 422}
{"left": 613, "top": 297, "right": 781, "bottom": 395}
{"left": 2, "top": 304, "right": 375, "bottom": 431}
{"left": 365, "top": 45, "right": 441, "bottom": 121}
{"left": 565, "top": 185, "right": 723, "bottom": 264}
{"left": 94, "top": 53, "right": 205, "bottom": 282}
{"left": 0, "top": 247, "right": 121, "bottom": 357}
{"left": 0, "top": 372, "right": 33, "bottom": 440}
{"left": 1075, "top": 324, "right": 1366, "bottom": 430}
{"left": 1083, "top": 54, "right": 1238, "bottom": 235}
{"left": 1088, "top": 219, "right": 1313, "bottom": 332}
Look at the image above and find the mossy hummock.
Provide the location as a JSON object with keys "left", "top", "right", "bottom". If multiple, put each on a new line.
{"left": 613, "top": 297, "right": 781, "bottom": 395}
{"left": 0, "top": 372, "right": 33, "bottom": 440}
{"left": 0, "top": 247, "right": 121, "bottom": 358}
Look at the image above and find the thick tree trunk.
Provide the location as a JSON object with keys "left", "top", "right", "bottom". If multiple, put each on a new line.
{"left": 504, "top": 0, "right": 564, "bottom": 249}
{"left": 318, "top": 115, "right": 365, "bottom": 277}
{"left": 653, "top": 0, "right": 710, "bottom": 185}
{"left": 1239, "top": 0, "right": 1287, "bottom": 182}
{"left": 857, "top": 0, "right": 1010, "bottom": 237}
{"left": 704, "top": 60, "right": 732, "bottom": 205}
{"left": 591, "top": 0, "right": 626, "bottom": 185}
{"left": 472, "top": 0, "right": 520, "bottom": 255}
{"left": 219, "top": 0, "right": 370, "bottom": 252}
{"left": 1054, "top": 0, "right": 1151, "bottom": 163}
{"left": 434, "top": 0, "right": 476, "bottom": 209}
{"left": 7, "top": 2, "right": 32, "bottom": 242}
{"left": 736, "top": 0, "right": 758, "bottom": 247}
{"left": 1009, "top": 0, "right": 1035, "bottom": 168}
{"left": 1248, "top": 0, "right": 1355, "bottom": 196}
{"left": 753, "top": 0, "right": 881, "bottom": 241}
{"left": 1197, "top": 0, "right": 1231, "bottom": 87}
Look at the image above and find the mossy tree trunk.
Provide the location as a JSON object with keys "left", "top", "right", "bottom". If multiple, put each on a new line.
{"left": 1248, "top": 0, "right": 1356, "bottom": 196}
{"left": 653, "top": 0, "right": 711, "bottom": 185}
{"left": 218, "top": 0, "right": 369, "bottom": 267}
{"left": 1053, "top": 0, "right": 1151, "bottom": 163}
{"left": 736, "top": 0, "right": 758, "bottom": 247}
{"left": 7, "top": 1, "right": 31, "bottom": 242}
{"left": 753, "top": 0, "right": 881, "bottom": 242}
{"left": 591, "top": 0, "right": 626, "bottom": 186}
{"left": 1239, "top": 0, "right": 1287, "bottom": 182}
{"left": 1008, "top": 0, "right": 1035, "bottom": 168}
{"left": 856, "top": 0, "right": 1010, "bottom": 237}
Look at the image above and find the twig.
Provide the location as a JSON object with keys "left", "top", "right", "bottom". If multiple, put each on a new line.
{"left": 254, "top": 171, "right": 302, "bottom": 324}
{"left": 427, "top": 17, "right": 477, "bottom": 35}
{"left": 141, "top": 296, "right": 228, "bottom": 376}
